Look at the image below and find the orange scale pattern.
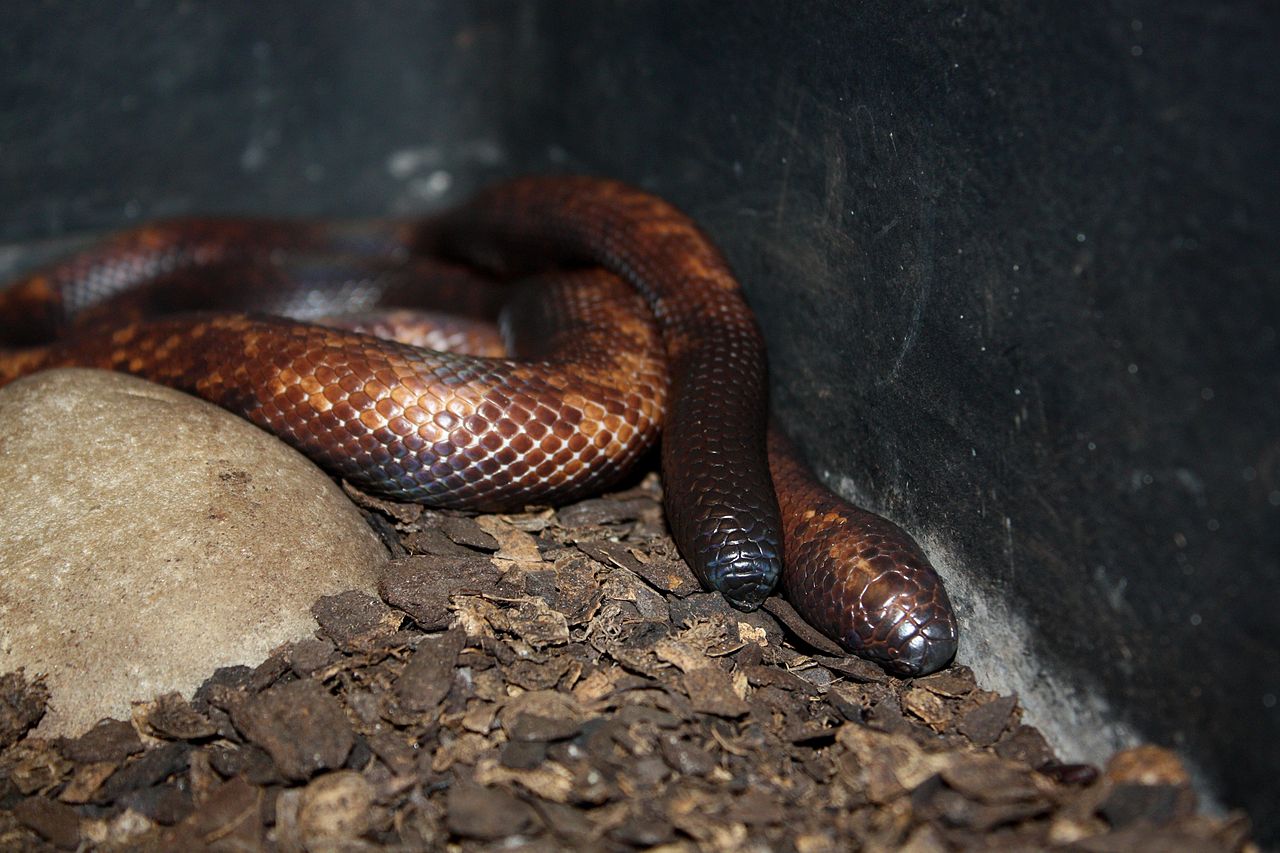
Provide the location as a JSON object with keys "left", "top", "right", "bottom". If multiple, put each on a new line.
{"left": 6, "top": 270, "right": 665, "bottom": 511}
{"left": 0, "top": 176, "right": 959, "bottom": 676}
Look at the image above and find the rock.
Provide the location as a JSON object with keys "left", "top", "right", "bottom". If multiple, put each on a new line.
{"left": 0, "top": 368, "right": 389, "bottom": 737}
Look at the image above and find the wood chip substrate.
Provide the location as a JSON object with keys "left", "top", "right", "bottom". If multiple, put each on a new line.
{"left": 0, "top": 473, "right": 1258, "bottom": 851}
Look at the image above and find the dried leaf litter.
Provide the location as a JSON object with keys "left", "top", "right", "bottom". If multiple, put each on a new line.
{"left": 0, "top": 473, "right": 1258, "bottom": 852}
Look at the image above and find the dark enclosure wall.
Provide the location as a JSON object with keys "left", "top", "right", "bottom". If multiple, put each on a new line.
{"left": 3, "top": 1, "right": 1277, "bottom": 843}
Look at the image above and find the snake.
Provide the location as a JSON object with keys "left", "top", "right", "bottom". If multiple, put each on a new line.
{"left": 0, "top": 176, "right": 958, "bottom": 676}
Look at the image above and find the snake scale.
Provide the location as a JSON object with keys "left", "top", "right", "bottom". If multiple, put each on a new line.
{"left": 0, "top": 176, "right": 957, "bottom": 676}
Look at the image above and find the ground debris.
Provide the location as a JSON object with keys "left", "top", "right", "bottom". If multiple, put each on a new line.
{"left": 0, "top": 670, "right": 49, "bottom": 750}
{"left": 12, "top": 795, "right": 81, "bottom": 850}
{"left": 133, "top": 692, "right": 218, "bottom": 742}
{"left": 228, "top": 679, "right": 354, "bottom": 781}
{"left": 394, "top": 627, "right": 466, "bottom": 714}
{"left": 311, "top": 589, "right": 405, "bottom": 653}
{"left": 0, "top": 481, "right": 1258, "bottom": 851}
{"left": 56, "top": 718, "right": 142, "bottom": 765}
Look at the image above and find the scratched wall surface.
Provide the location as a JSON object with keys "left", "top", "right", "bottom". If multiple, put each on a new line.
{"left": 2, "top": 0, "right": 1278, "bottom": 841}
{"left": 0, "top": 2, "right": 522, "bottom": 241}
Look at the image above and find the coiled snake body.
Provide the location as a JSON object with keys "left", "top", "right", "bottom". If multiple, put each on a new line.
{"left": 0, "top": 176, "right": 957, "bottom": 676}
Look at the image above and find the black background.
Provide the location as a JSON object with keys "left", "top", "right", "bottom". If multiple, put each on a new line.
{"left": 3, "top": 1, "right": 1277, "bottom": 842}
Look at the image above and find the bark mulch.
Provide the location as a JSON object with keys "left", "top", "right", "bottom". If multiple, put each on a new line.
{"left": 0, "top": 473, "right": 1257, "bottom": 851}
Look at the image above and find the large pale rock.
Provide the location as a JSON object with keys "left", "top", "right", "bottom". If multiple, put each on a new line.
{"left": 0, "top": 368, "right": 389, "bottom": 736}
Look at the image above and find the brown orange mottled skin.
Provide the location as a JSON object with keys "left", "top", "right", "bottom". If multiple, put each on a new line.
{"left": 769, "top": 428, "right": 957, "bottom": 675}
{"left": 0, "top": 175, "right": 958, "bottom": 675}
{"left": 3, "top": 272, "right": 667, "bottom": 510}
{"left": 411, "top": 178, "right": 785, "bottom": 610}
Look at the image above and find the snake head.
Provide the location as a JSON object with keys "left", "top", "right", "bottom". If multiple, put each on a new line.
{"left": 848, "top": 563, "right": 959, "bottom": 677}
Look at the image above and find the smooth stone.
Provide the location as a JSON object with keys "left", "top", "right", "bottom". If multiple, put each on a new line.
{"left": 0, "top": 368, "right": 389, "bottom": 736}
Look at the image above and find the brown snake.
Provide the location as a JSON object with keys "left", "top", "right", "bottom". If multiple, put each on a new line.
{"left": 0, "top": 176, "right": 957, "bottom": 676}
